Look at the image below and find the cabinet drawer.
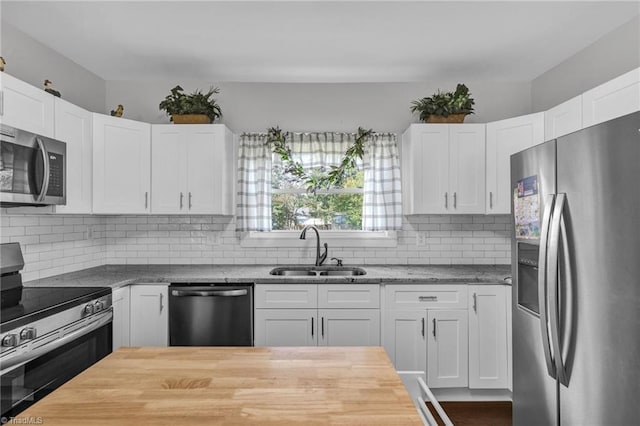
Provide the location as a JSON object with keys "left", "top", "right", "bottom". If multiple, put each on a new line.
{"left": 255, "top": 284, "right": 317, "bottom": 309}
{"left": 385, "top": 284, "right": 468, "bottom": 310}
{"left": 318, "top": 284, "right": 380, "bottom": 309}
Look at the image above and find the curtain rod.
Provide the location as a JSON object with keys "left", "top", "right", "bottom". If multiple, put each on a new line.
{"left": 241, "top": 131, "right": 397, "bottom": 137}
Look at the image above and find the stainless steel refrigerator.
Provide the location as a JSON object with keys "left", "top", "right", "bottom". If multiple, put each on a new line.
{"left": 510, "top": 111, "right": 640, "bottom": 426}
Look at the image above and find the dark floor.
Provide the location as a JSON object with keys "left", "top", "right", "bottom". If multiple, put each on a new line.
{"left": 426, "top": 401, "right": 512, "bottom": 426}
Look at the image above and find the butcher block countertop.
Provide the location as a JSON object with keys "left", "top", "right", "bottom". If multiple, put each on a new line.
{"left": 18, "top": 346, "right": 422, "bottom": 425}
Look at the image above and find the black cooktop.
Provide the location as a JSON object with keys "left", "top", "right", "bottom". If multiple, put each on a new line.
{"left": 0, "top": 286, "right": 111, "bottom": 333}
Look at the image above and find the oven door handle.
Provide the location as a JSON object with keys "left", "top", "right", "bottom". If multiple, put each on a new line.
{"left": 0, "top": 310, "right": 113, "bottom": 376}
{"left": 171, "top": 289, "right": 247, "bottom": 297}
{"left": 35, "top": 136, "right": 51, "bottom": 202}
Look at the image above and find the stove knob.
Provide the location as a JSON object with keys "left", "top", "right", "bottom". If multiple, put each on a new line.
{"left": 19, "top": 327, "right": 37, "bottom": 341}
{"left": 94, "top": 300, "right": 103, "bottom": 312}
{"left": 82, "top": 304, "right": 94, "bottom": 316}
{"left": 1, "top": 334, "right": 18, "bottom": 347}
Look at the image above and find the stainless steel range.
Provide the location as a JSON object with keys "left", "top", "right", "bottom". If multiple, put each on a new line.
{"left": 0, "top": 243, "right": 112, "bottom": 417}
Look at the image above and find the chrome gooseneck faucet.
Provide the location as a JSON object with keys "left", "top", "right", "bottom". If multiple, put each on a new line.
{"left": 299, "top": 225, "right": 328, "bottom": 266}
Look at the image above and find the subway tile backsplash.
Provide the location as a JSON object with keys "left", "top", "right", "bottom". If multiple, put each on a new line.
{"left": 0, "top": 210, "right": 511, "bottom": 281}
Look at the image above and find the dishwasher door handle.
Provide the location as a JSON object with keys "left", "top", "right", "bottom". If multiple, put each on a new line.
{"left": 171, "top": 289, "right": 248, "bottom": 297}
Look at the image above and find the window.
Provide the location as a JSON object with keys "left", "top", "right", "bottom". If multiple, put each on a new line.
{"left": 271, "top": 155, "right": 364, "bottom": 231}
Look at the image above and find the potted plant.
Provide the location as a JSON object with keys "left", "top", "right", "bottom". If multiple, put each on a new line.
{"left": 159, "top": 85, "right": 222, "bottom": 124}
{"left": 410, "top": 84, "right": 475, "bottom": 123}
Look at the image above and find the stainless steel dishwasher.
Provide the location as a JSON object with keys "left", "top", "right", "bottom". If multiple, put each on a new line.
{"left": 169, "top": 283, "right": 253, "bottom": 346}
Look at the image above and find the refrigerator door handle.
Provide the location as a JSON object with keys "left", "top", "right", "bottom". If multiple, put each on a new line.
{"left": 538, "top": 193, "right": 557, "bottom": 379}
{"left": 548, "top": 193, "right": 571, "bottom": 386}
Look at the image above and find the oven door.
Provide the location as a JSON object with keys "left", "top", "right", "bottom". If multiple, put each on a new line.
{"left": 0, "top": 125, "right": 66, "bottom": 206}
{"left": 0, "top": 311, "right": 112, "bottom": 417}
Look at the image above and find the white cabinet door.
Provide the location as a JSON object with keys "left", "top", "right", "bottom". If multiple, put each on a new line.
{"left": 449, "top": 124, "right": 486, "bottom": 214}
{"left": 151, "top": 126, "right": 187, "bottom": 213}
{"left": 545, "top": 95, "right": 582, "bottom": 140}
{"left": 485, "top": 113, "right": 544, "bottom": 214}
{"left": 112, "top": 286, "right": 130, "bottom": 351}
{"left": 384, "top": 310, "right": 427, "bottom": 373}
{"left": 54, "top": 98, "right": 93, "bottom": 213}
{"left": 468, "top": 285, "right": 509, "bottom": 389}
{"left": 402, "top": 125, "right": 449, "bottom": 214}
{"left": 0, "top": 73, "right": 54, "bottom": 137}
{"left": 93, "top": 114, "right": 151, "bottom": 214}
{"left": 582, "top": 67, "right": 640, "bottom": 128}
{"left": 427, "top": 309, "right": 468, "bottom": 388}
{"left": 129, "top": 285, "right": 168, "bottom": 346}
{"left": 254, "top": 309, "right": 317, "bottom": 346}
{"left": 319, "top": 309, "right": 380, "bottom": 346}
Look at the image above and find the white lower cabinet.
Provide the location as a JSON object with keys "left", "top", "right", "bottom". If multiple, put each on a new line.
{"left": 254, "top": 309, "right": 317, "bottom": 346}
{"left": 383, "top": 283, "right": 510, "bottom": 396}
{"left": 427, "top": 309, "right": 468, "bottom": 388}
{"left": 111, "top": 286, "right": 130, "bottom": 351}
{"left": 129, "top": 285, "right": 168, "bottom": 346}
{"left": 468, "top": 285, "right": 510, "bottom": 389}
{"left": 254, "top": 284, "right": 380, "bottom": 347}
{"left": 318, "top": 309, "right": 380, "bottom": 346}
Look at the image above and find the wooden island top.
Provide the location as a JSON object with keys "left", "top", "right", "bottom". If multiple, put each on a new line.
{"left": 18, "top": 346, "right": 422, "bottom": 425}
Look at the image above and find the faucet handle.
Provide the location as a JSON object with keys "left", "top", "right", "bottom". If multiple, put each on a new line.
{"left": 331, "top": 257, "right": 343, "bottom": 267}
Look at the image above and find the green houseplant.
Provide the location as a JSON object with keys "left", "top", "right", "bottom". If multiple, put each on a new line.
{"left": 159, "top": 85, "right": 222, "bottom": 124}
{"left": 410, "top": 83, "right": 475, "bottom": 123}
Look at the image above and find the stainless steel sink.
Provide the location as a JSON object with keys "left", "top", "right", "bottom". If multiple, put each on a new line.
{"left": 269, "top": 266, "right": 366, "bottom": 276}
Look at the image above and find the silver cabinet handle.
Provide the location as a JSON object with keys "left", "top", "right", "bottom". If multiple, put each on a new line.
{"left": 489, "top": 191, "right": 493, "bottom": 209}
{"left": 171, "top": 289, "right": 247, "bottom": 297}
{"left": 35, "top": 137, "right": 50, "bottom": 202}
{"left": 453, "top": 192, "right": 457, "bottom": 208}
{"left": 188, "top": 192, "right": 192, "bottom": 209}
{"left": 321, "top": 317, "right": 324, "bottom": 338}
{"left": 159, "top": 293, "right": 164, "bottom": 312}
{"left": 145, "top": 192, "right": 148, "bottom": 209}
{"left": 421, "top": 317, "right": 425, "bottom": 337}
{"left": 419, "top": 296, "right": 438, "bottom": 302}
{"left": 538, "top": 194, "right": 557, "bottom": 379}
{"left": 0, "top": 91, "right": 4, "bottom": 116}
{"left": 311, "top": 317, "right": 314, "bottom": 337}
{"left": 432, "top": 318, "right": 437, "bottom": 338}
{"left": 180, "top": 192, "right": 184, "bottom": 209}
{"left": 473, "top": 293, "right": 477, "bottom": 312}
{"left": 444, "top": 192, "right": 448, "bottom": 209}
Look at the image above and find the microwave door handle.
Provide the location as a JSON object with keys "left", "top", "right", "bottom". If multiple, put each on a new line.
{"left": 548, "top": 194, "right": 571, "bottom": 386}
{"left": 35, "top": 137, "right": 51, "bottom": 202}
{"left": 538, "top": 194, "right": 557, "bottom": 379}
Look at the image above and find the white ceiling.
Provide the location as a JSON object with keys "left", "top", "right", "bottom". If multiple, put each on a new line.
{"left": 2, "top": 1, "right": 638, "bottom": 83}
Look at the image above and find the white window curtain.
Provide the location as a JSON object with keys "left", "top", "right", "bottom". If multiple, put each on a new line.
{"left": 236, "top": 131, "right": 402, "bottom": 232}
{"left": 362, "top": 133, "right": 403, "bottom": 231}
{"left": 236, "top": 134, "right": 272, "bottom": 232}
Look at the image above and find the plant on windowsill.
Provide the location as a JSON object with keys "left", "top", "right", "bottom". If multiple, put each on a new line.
{"left": 410, "top": 83, "right": 475, "bottom": 123}
{"left": 159, "top": 85, "right": 222, "bottom": 124}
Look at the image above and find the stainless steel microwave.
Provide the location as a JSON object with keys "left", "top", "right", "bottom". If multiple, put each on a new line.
{"left": 0, "top": 124, "right": 66, "bottom": 207}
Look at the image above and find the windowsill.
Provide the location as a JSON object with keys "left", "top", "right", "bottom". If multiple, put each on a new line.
{"left": 239, "top": 230, "right": 397, "bottom": 248}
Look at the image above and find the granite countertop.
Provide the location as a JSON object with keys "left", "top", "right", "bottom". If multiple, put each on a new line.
{"left": 24, "top": 264, "right": 512, "bottom": 289}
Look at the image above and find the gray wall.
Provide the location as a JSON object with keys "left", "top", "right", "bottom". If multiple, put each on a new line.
{"left": 532, "top": 16, "right": 640, "bottom": 111}
{"left": 0, "top": 22, "right": 106, "bottom": 113}
{"left": 106, "top": 80, "right": 532, "bottom": 134}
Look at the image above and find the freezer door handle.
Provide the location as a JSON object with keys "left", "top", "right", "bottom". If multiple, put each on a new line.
{"left": 538, "top": 194, "right": 557, "bottom": 379}
{"left": 548, "top": 193, "right": 570, "bottom": 386}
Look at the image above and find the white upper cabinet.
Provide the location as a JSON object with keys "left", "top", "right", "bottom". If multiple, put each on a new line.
{"left": 54, "top": 98, "right": 93, "bottom": 213}
{"left": 0, "top": 73, "right": 54, "bottom": 137}
{"left": 582, "top": 67, "right": 640, "bottom": 128}
{"left": 92, "top": 114, "right": 151, "bottom": 214}
{"left": 545, "top": 95, "right": 582, "bottom": 140}
{"left": 485, "top": 113, "right": 544, "bottom": 215}
{"left": 151, "top": 124, "right": 235, "bottom": 215}
{"left": 402, "top": 123, "right": 485, "bottom": 215}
